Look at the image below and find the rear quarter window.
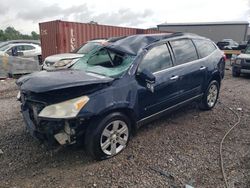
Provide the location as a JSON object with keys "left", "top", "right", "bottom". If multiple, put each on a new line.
{"left": 193, "top": 39, "right": 217, "bottom": 58}
{"left": 170, "top": 39, "right": 198, "bottom": 66}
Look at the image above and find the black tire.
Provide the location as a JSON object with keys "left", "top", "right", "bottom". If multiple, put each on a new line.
{"left": 85, "top": 112, "right": 131, "bottom": 160}
{"left": 199, "top": 80, "right": 220, "bottom": 110}
{"left": 232, "top": 68, "right": 240, "bottom": 77}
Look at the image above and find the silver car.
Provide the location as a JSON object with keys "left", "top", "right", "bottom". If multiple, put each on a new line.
{"left": 0, "top": 43, "right": 41, "bottom": 58}
{"left": 42, "top": 39, "right": 108, "bottom": 70}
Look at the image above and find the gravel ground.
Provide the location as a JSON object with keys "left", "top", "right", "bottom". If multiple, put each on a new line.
{"left": 0, "top": 66, "right": 249, "bottom": 188}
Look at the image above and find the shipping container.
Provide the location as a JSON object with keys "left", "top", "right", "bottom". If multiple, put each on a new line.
{"left": 143, "top": 29, "right": 166, "bottom": 34}
{"left": 39, "top": 20, "right": 168, "bottom": 60}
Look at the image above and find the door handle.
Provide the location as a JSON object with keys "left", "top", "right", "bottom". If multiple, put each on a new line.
{"left": 170, "top": 75, "right": 179, "bottom": 80}
{"left": 200, "top": 66, "right": 206, "bottom": 70}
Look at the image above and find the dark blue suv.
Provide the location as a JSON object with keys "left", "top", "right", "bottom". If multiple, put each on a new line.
{"left": 17, "top": 33, "right": 225, "bottom": 160}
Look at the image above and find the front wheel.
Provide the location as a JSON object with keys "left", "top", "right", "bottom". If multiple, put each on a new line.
{"left": 85, "top": 112, "right": 131, "bottom": 160}
{"left": 199, "top": 80, "right": 220, "bottom": 110}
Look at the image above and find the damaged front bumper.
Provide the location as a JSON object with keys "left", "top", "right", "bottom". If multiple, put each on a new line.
{"left": 18, "top": 90, "right": 91, "bottom": 148}
{"left": 22, "top": 108, "right": 83, "bottom": 147}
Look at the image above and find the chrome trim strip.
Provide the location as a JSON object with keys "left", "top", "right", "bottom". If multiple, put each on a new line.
{"left": 153, "top": 58, "right": 201, "bottom": 75}
{"left": 137, "top": 94, "right": 203, "bottom": 124}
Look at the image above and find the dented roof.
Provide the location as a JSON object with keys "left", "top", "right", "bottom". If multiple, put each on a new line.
{"left": 105, "top": 33, "right": 174, "bottom": 55}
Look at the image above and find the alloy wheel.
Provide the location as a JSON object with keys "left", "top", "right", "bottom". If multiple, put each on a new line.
{"left": 207, "top": 84, "right": 218, "bottom": 107}
{"left": 100, "top": 120, "right": 129, "bottom": 156}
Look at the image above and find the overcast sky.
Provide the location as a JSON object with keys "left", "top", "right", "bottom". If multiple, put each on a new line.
{"left": 0, "top": 0, "right": 250, "bottom": 34}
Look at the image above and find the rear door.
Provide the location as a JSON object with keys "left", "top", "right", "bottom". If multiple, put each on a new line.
{"left": 169, "top": 39, "right": 206, "bottom": 101}
{"left": 22, "top": 45, "right": 37, "bottom": 57}
{"left": 193, "top": 39, "right": 221, "bottom": 82}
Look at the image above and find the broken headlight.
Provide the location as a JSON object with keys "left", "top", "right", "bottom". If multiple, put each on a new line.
{"left": 38, "top": 96, "right": 89, "bottom": 118}
{"left": 53, "top": 60, "right": 72, "bottom": 67}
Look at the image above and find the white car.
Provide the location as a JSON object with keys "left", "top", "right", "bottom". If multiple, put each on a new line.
{"left": 0, "top": 43, "right": 41, "bottom": 58}
{"left": 42, "top": 39, "right": 108, "bottom": 70}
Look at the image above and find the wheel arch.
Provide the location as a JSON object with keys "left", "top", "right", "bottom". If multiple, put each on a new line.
{"left": 208, "top": 71, "right": 222, "bottom": 87}
{"left": 93, "top": 106, "right": 138, "bottom": 135}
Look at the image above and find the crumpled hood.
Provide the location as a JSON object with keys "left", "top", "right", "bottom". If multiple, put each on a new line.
{"left": 45, "top": 53, "right": 84, "bottom": 63}
{"left": 17, "top": 69, "right": 113, "bottom": 93}
{"left": 237, "top": 53, "right": 250, "bottom": 59}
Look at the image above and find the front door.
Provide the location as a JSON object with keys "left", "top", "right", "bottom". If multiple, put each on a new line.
{"left": 137, "top": 44, "right": 181, "bottom": 119}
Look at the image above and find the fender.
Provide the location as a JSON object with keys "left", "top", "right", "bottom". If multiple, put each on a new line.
{"left": 207, "top": 69, "right": 222, "bottom": 87}
{"left": 98, "top": 98, "right": 138, "bottom": 120}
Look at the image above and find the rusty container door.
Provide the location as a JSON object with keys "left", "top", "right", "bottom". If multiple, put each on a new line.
{"left": 56, "top": 21, "right": 138, "bottom": 54}
{"left": 39, "top": 20, "right": 60, "bottom": 60}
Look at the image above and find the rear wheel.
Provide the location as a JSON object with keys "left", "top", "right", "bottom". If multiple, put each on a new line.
{"left": 199, "top": 80, "right": 219, "bottom": 110}
{"left": 85, "top": 112, "right": 131, "bottom": 160}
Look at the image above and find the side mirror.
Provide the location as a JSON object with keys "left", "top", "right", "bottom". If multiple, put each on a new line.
{"left": 137, "top": 69, "right": 155, "bottom": 84}
{"left": 137, "top": 69, "right": 156, "bottom": 92}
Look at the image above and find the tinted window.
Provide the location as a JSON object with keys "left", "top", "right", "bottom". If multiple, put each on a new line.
{"left": 138, "top": 44, "right": 172, "bottom": 73}
{"left": 170, "top": 39, "right": 198, "bottom": 65}
{"left": 193, "top": 39, "right": 217, "bottom": 58}
{"left": 24, "top": 45, "right": 35, "bottom": 50}
{"left": 15, "top": 45, "right": 35, "bottom": 51}
{"left": 15, "top": 45, "right": 25, "bottom": 51}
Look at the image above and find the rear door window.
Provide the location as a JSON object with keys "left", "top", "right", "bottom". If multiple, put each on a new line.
{"left": 170, "top": 39, "right": 198, "bottom": 65}
{"left": 138, "top": 44, "right": 173, "bottom": 73}
{"left": 24, "top": 45, "right": 35, "bottom": 50}
{"left": 16, "top": 45, "right": 24, "bottom": 51}
{"left": 193, "top": 39, "right": 217, "bottom": 58}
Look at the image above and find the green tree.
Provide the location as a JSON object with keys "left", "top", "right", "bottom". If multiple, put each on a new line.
{"left": 0, "top": 29, "right": 7, "bottom": 41}
{"left": 31, "top": 31, "right": 40, "bottom": 40}
{"left": 0, "top": 27, "right": 40, "bottom": 41}
{"left": 21, "top": 34, "right": 32, "bottom": 39}
{"left": 4, "top": 27, "right": 21, "bottom": 40}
